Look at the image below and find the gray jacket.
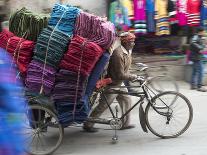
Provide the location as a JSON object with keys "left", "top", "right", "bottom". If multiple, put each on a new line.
{"left": 189, "top": 35, "right": 205, "bottom": 62}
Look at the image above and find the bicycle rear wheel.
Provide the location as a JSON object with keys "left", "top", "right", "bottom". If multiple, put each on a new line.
{"left": 21, "top": 104, "right": 64, "bottom": 155}
{"left": 145, "top": 91, "right": 193, "bottom": 138}
{"left": 148, "top": 75, "right": 179, "bottom": 93}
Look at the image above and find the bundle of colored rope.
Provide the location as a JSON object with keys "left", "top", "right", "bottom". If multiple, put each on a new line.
{"left": 59, "top": 35, "right": 104, "bottom": 76}
{"left": 9, "top": 7, "right": 49, "bottom": 41}
{"left": 33, "top": 26, "right": 71, "bottom": 68}
{"left": 75, "top": 12, "right": 116, "bottom": 49}
{"left": 0, "top": 29, "right": 15, "bottom": 48}
{"left": 0, "top": 29, "right": 35, "bottom": 74}
{"left": 48, "top": 4, "right": 81, "bottom": 35}
{"left": 53, "top": 69, "right": 89, "bottom": 125}
{"left": 25, "top": 60, "right": 56, "bottom": 95}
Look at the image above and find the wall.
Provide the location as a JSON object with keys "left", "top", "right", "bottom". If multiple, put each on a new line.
{"left": 9, "top": 0, "right": 108, "bottom": 16}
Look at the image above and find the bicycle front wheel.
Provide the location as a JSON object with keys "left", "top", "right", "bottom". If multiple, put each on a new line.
{"left": 145, "top": 91, "right": 193, "bottom": 138}
{"left": 148, "top": 75, "right": 179, "bottom": 93}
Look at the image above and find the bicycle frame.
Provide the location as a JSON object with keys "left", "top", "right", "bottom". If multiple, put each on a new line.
{"left": 87, "top": 81, "right": 172, "bottom": 126}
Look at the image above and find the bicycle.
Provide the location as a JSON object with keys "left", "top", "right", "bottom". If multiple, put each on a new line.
{"left": 21, "top": 76, "right": 193, "bottom": 155}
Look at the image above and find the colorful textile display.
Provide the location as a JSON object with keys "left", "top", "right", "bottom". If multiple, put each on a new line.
{"left": 0, "top": 29, "right": 35, "bottom": 74}
{"left": 59, "top": 35, "right": 104, "bottom": 76}
{"left": 186, "top": 0, "right": 201, "bottom": 27}
{"left": 53, "top": 69, "right": 88, "bottom": 125}
{"left": 33, "top": 26, "right": 71, "bottom": 68}
{"left": 75, "top": 12, "right": 116, "bottom": 49}
{"left": 134, "top": 0, "right": 147, "bottom": 34}
{"left": 176, "top": 0, "right": 188, "bottom": 26}
{"left": 48, "top": 4, "right": 81, "bottom": 35}
{"left": 9, "top": 7, "right": 49, "bottom": 41}
{"left": 146, "top": 0, "right": 156, "bottom": 32}
{"left": 25, "top": 60, "right": 56, "bottom": 95}
{"left": 155, "top": 0, "right": 170, "bottom": 36}
{"left": 122, "top": 0, "right": 134, "bottom": 20}
{"left": 109, "top": 0, "right": 131, "bottom": 30}
{"left": 201, "top": 0, "right": 207, "bottom": 27}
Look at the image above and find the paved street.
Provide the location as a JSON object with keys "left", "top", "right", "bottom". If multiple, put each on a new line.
{"left": 52, "top": 81, "right": 207, "bottom": 155}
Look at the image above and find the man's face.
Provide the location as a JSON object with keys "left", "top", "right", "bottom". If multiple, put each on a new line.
{"left": 122, "top": 39, "right": 135, "bottom": 51}
{"left": 198, "top": 30, "right": 205, "bottom": 37}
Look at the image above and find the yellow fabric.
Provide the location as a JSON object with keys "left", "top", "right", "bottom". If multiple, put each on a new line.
{"left": 155, "top": 0, "right": 168, "bottom": 19}
{"left": 122, "top": 0, "right": 134, "bottom": 17}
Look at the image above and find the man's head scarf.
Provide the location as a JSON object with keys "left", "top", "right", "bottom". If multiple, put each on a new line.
{"left": 119, "top": 32, "right": 136, "bottom": 43}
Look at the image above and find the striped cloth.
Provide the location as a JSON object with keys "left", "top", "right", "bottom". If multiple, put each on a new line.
{"left": 75, "top": 12, "right": 115, "bottom": 49}
{"left": 59, "top": 35, "right": 104, "bottom": 76}
{"left": 33, "top": 26, "right": 71, "bottom": 68}
{"left": 25, "top": 60, "right": 56, "bottom": 95}
{"left": 0, "top": 29, "right": 35, "bottom": 74}
{"left": 48, "top": 4, "right": 81, "bottom": 35}
{"left": 53, "top": 69, "right": 88, "bottom": 125}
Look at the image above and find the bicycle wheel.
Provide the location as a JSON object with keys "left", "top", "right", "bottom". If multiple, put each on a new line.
{"left": 145, "top": 91, "right": 193, "bottom": 138}
{"left": 21, "top": 104, "right": 64, "bottom": 155}
{"left": 148, "top": 75, "right": 179, "bottom": 93}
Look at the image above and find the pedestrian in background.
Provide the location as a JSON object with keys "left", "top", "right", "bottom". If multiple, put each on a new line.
{"left": 189, "top": 27, "right": 207, "bottom": 92}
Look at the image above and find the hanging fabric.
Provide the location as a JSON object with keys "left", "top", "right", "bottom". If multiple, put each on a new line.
{"left": 155, "top": 0, "right": 170, "bottom": 36}
{"left": 168, "top": 0, "right": 180, "bottom": 35}
{"left": 201, "top": 0, "right": 207, "bottom": 27}
{"left": 146, "top": 0, "right": 156, "bottom": 33}
{"left": 109, "top": 0, "right": 131, "bottom": 31}
{"left": 133, "top": 0, "right": 147, "bottom": 34}
{"left": 186, "top": 0, "right": 201, "bottom": 27}
{"left": 122, "top": 0, "right": 134, "bottom": 20}
{"left": 176, "top": 0, "right": 188, "bottom": 26}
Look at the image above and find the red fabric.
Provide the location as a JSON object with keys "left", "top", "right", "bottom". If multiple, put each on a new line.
{"left": 0, "top": 29, "right": 35, "bottom": 74}
{"left": 96, "top": 78, "right": 112, "bottom": 89}
{"left": 59, "top": 35, "right": 104, "bottom": 76}
{"left": 186, "top": 0, "right": 201, "bottom": 26}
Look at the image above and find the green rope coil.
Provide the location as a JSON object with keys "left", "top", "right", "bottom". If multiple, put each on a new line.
{"left": 9, "top": 7, "right": 49, "bottom": 41}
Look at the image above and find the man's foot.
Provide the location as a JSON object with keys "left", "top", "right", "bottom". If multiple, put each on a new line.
{"left": 197, "top": 87, "right": 207, "bottom": 92}
{"left": 191, "top": 85, "right": 197, "bottom": 90}
{"left": 120, "top": 124, "right": 136, "bottom": 130}
{"left": 83, "top": 126, "right": 99, "bottom": 133}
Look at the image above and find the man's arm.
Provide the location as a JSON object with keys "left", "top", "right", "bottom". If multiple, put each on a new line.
{"left": 191, "top": 35, "right": 205, "bottom": 53}
{"left": 110, "top": 50, "right": 136, "bottom": 81}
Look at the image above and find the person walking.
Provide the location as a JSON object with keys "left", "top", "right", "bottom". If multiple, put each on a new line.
{"left": 189, "top": 27, "right": 207, "bottom": 92}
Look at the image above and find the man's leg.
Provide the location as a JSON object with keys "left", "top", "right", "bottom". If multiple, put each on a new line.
{"left": 191, "top": 62, "right": 198, "bottom": 89}
{"left": 116, "top": 88, "right": 134, "bottom": 129}
{"left": 197, "top": 61, "right": 204, "bottom": 88}
{"left": 197, "top": 61, "right": 207, "bottom": 91}
{"left": 83, "top": 88, "right": 118, "bottom": 131}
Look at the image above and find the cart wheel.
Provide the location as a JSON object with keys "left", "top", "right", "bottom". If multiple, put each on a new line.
{"left": 22, "top": 104, "right": 64, "bottom": 155}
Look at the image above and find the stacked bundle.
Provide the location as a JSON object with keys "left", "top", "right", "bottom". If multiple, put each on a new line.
{"left": 53, "top": 70, "right": 88, "bottom": 125}
{"left": 49, "top": 4, "right": 81, "bottom": 35}
{"left": 9, "top": 7, "right": 49, "bottom": 41}
{"left": 75, "top": 12, "right": 115, "bottom": 49}
{"left": 0, "top": 29, "right": 35, "bottom": 74}
{"left": 59, "top": 35, "right": 104, "bottom": 76}
{"left": 25, "top": 60, "right": 56, "bottom": 95}
{"left": 33, "top": 26, "right": 71, "bottom": 68}
{"left": 0, "top": 29, "right": 14, "bottom": 48}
